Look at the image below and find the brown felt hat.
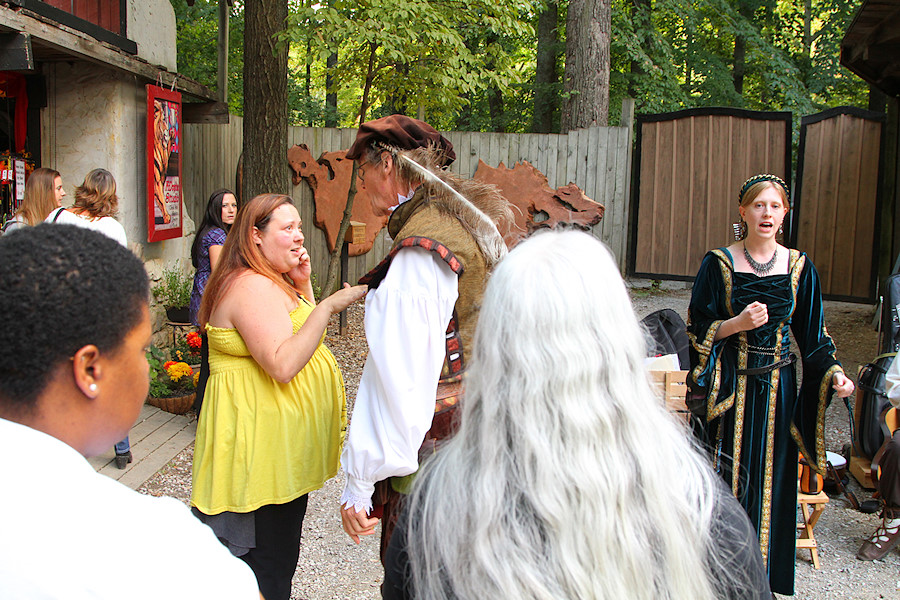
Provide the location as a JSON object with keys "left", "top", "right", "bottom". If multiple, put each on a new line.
{"left": 346, "top": 114, "right": 456, "bottom": 166}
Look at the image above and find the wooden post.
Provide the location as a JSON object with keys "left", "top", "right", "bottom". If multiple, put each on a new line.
{"left": 339, "top": 221, "right": 366, "bottom": 335}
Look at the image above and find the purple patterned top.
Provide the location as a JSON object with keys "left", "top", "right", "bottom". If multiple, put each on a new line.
{"left": 190, "top": 227, "right": 227, "bottom": 325}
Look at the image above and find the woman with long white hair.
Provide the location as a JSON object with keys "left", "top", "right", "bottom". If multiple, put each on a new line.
{"left": 383, "top": 230, "right": 771, "bottom": 600}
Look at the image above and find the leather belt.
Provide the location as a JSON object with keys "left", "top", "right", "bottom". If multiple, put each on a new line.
{"left": 737, "top": 352, "right": 796, "bottom": 376}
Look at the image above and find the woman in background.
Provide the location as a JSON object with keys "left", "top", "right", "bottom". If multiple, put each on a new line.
{"left": 2, "top": 167, "right": 65, "bottom": 233}
{"left": 189, "top": 189, "right": 238, "bottom": 412}
{"left": 46, "top": 168, "right": 132, "bottom": 468}
{"left": 384, "top": 230, "right": 771, "bottom": 600}
{"left": 191, "top": 194, "right": 366, "bottom": 600}
{"left": 47, "top": 168, "right": 126, "bottom": 247}
{"left": 687, "top": 174, "right": 853, "bottom": 595}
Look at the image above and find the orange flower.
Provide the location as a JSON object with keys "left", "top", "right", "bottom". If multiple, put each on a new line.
{"left": 163, "top": 361, "right": 176, "bottom": 369}
{"left": 186, "top": 331, "right": 202, "bottom": 349}
{"left": 165, "top": 361, "right": 193, "bottom": 382}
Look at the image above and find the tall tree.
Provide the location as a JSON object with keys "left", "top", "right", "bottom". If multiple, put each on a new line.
{"left": 533, "top": 0, "right": 560, "bottom": 133}
{"left": 243, "top": 0, "right": 288, "bottom": 200}
{"left": 561, "top": 0, "right": 611, "bottom": 131}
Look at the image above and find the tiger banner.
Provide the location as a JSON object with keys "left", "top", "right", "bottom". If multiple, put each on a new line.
{"left": 146, "top": 84, "right": 183, "bottom": 242}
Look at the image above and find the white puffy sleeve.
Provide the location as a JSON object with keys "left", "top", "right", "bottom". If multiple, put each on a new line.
{"left": 340, "top": 246, "right": 458, "bottom": 513}
{"left": 886, "top": 355, "right": 900, "bottom": 409}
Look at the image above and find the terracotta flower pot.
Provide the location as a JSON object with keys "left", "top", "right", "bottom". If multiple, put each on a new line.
{"left": 147, "top": 392, "right": 195, "bottom": 415}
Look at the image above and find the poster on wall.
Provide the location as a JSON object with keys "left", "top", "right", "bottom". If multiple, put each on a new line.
{"left": 146, "top": 84, "right": 183, "bottom": 242}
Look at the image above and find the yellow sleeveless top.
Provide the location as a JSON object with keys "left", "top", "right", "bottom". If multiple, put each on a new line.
{"left": 190, "top": 299, "right": 346, "bottom": 514}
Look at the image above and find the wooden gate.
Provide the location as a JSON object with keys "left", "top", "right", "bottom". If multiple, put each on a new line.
{"left": 793, "top": 107, "right": 885, "bottom": 301}
{"left": 630, "top": 108, "right": 792, "bottom": 279}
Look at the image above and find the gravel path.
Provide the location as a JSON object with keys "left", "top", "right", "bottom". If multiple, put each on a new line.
{"left": 139, "top": 285, "right": 900, "bottom": 599}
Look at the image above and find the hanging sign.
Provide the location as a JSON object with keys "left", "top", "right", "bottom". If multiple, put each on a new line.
{"left": 14, "top": 160, "right": 24, "bottom": 201}
{"left": 146, "top": 84, "right": 183, "bottom": 242}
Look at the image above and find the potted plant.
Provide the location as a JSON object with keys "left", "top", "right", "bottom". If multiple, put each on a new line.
{"left": 172, "top": 330, "right": 203, "bottom": 366}
{"left": 147, "top": 345, "right": 197, "bottom": 415}
{"left": 153, "top": 261, "right": 193, "bottom": 323}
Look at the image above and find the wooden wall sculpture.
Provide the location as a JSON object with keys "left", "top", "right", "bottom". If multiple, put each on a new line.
{"left": 288, "top": 144, "right": 388, "bottom": 257}
{"left": 290, "top": 146, "right": 604, "bottom": 255}
{"left": 473, "top": 160, "right": 604, "bottom": 246}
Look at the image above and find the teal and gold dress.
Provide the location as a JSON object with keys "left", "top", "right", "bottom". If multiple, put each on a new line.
{"left": 688, "top": 247, "right": 842, "bottom": 596}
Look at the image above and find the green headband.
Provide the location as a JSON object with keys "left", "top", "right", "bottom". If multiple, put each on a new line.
{"left": 738, "top": 174, "right": 790, "bottom": 205}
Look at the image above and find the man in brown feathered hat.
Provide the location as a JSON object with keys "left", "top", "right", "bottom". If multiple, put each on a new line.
{"left": 339, "top": 115, "right": 511, "bottom": 558}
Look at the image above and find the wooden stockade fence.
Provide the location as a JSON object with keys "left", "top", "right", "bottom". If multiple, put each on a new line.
{"left": 183, "top": 116, "right": 632, "bottom": 288}
{"left": 794, "top": 107, "right": 885, "bottom": 302}
{"left": 631, "top": 108, "right": 792, "bottom": 280}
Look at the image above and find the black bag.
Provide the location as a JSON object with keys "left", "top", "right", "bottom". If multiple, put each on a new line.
{"left": 640, "top": 308, "right": 690, "bottom": 369}
{"left": 856, "top": 352, "right": 896, "bottom": 460}
{"left": 879, "top": 273, "right": 900, "bottom": 353}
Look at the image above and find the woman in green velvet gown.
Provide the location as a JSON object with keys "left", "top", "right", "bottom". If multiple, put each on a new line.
{"left": 687, "top": 174, "right": 855, "bottom": 596}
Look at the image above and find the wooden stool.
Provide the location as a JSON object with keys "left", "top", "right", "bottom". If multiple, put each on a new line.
{"left": 796, "top": 490, "right": 829, "bottom": 569}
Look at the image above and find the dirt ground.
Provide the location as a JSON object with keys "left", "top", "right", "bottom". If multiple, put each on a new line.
{"left": 141, "top": 286, "right": 899, "bottom": 599}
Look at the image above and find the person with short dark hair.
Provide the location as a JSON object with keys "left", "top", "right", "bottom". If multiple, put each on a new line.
{"left": 0, "top": 225, "right": 261, "bottom": 599}
{"left": 46, "top": 167, "right": 132, "bottom": 466}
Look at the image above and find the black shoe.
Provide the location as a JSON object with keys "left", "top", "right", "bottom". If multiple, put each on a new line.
{"left": 115, "top": 451, "right": 133, "bottom": 469}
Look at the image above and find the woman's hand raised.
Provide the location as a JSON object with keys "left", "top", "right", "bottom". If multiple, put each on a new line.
{"left": 321, "top": 283, "right": 368, "bottom": 314}
{"left": 737, "top": 301, "right": 768, "bottom": 331}
{"left": 714, "top": 301, "right": 769, "bottom": 341}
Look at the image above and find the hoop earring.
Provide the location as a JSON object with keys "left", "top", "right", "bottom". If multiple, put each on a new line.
{"left": 733, "top": 220, "right": 747, "bottom": 241}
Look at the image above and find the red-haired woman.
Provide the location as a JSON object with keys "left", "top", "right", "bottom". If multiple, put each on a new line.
{"left": 190, "top": 194, "right": 365, "bottom": 600}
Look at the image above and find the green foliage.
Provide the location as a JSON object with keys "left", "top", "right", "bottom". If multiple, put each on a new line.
{"left": 153, "top": 261, "right": 193, "bottom": 309}
{"left": 281, "top": 0, "right": 534, "bottom": 124}
{"left": 147, "top": 346, "right": 171, "bottom": 398}
{"left": 148, "top": 344, "right": 197, "bottom": 398}
{"left": 171, "top": 0, "right": 869, "bottom": 134}
{"left": 171, "top": 0, "right": 246, "bottom": 115}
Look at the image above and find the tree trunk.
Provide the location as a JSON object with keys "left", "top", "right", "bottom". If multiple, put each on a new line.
{"left": 733, "top": 35, "right": 746, "bottom": 95}
{"left": 627, "top": 0, "right": 650, "bottom": 99}
{"left": 323, "top": 42, "right": 378, "bottom": 295}
{"left": 325, "top": 51, "right": 338, "bottom": 128}
{"left": 305, "top": 39, "right": 313, "bottom": 126}
{"left": 533, "top": 1, "right": 560, "bottom": 134}
{"left": 243, "top": 0, "right": 288, "bottom": 201}
{"left": 561, "top": 0, "right": 611, "bottom": 132}
{"left": 732, "top": 0, "right": 755, "bottom": 98}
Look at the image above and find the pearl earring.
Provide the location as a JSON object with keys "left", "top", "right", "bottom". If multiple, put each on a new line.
{"left": 89, "top": 383, "right": 98, "bottom": 392}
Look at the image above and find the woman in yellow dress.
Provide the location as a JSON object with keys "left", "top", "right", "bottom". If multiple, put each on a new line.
{"left": 190, "top": 193, "right": 366, "bottom": 600}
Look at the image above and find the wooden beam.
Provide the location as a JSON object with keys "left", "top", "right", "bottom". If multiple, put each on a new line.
{"left": 182, "top": 101, "right": 230, "bottom": 124}
{"left": 0, "top": 4, "right": 217, "bottom": 102}
{"left": 0, "top": 31, "right": 33, "bottom": 71}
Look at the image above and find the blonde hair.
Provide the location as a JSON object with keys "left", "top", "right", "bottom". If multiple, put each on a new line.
{"left": 406, "top": 230, "right": 759, "bottom": 600}
{"left": 17, "top": 168, "right": 60, "bottom": 225}
{"left": 740, "top": 180, "right": 790, "bottom": 210}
